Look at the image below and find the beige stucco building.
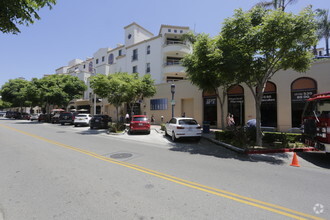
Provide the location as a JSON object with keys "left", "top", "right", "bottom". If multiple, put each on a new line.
{"left": 53, "top": 22, "right": 329, "bottom": 132}
{"left": 141, "top": 59, "right": 330, "bottom": 132}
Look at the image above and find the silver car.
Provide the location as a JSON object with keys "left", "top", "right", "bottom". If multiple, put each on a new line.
{"left": 74, "top": 114, "right": 92, "bottom": 127}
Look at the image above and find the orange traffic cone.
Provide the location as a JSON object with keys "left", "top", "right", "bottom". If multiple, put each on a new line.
{"left": 290, "top": 152, "right": 300, "bottom": 167}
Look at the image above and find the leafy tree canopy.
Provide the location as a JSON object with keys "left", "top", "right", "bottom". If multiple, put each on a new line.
{"left": 0, "top": 78, "right": 31, "bottom": 107}
{"left": 182, "top": 33, "right": 235, "bottom": 129}
{"left": 218, "top": 6, "right": 317, "bottom": 145}
{"left": 35, "top": 74, "right": 87, "bottom": 108}
{"left": 90, "top": 72, "right": 156, "bottom": 120}
{"left": 0, "top": 0, "right": 56, "bottom": 34}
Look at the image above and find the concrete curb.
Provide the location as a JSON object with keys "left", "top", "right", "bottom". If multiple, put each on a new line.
{"left": 202, "top": 135, "right": 317, "bottom": 154}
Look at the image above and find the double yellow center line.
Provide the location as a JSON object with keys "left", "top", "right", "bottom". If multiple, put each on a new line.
{"left": 0, "top": 124, "right": 324, "bottom": 220}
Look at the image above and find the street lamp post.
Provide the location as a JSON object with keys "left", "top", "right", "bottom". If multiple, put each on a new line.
{"left": 93, "top": 93, "right": 96, "bottom": 115}
{"left": 171, "top": 84, "right": 175, "bottom": 118}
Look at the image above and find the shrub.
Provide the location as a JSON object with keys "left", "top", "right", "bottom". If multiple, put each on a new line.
{"left": 109, "top": 122, "right": 126, "bottom": 133}
{"left": 215, "top": 129, "right": 303, "bottom": 149}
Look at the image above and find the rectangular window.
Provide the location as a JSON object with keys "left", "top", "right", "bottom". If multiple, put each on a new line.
{"left": 147, "top": 45, "right": 150, "bottom": 55}
{"left": 119, "top": 50, "right": 122, "bottom": 56}
{"left": 150, "top": 99, "right": 168, "bottom": 110}
{"left": 102, "top": 56, "right": 105, "bottom": 62}
{"left": 146, "top": 63, "right": 150, "bottom": 73}
{"left": 132, "top": 65, "right": 138, "bottom": 73}
{"left": 132, "top": 49, "right": 138, "bottom": 61}
{"left": 83, "top": 64, "right": 86, "bottom": 69}
{"left": 96, "top": 59, "right": 99, "bottom": 64}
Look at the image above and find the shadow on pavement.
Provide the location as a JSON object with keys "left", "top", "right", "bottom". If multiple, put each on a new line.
{"left": 77, "top": 129, "right": 108, "bottom": 135}
{"left": 297, "top": 152, "right": 330, "bottom": 169}
{"left": 168, "top": 136, "right": 289, "bottom": 165}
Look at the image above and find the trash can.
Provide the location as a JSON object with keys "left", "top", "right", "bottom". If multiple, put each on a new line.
{"left": 203, "top": 121, "right": 210, "bottom": 133}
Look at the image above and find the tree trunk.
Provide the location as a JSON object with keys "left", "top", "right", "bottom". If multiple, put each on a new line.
{"left": 116, "top": 106, "right": 119, "bottom": 123}
{"left": 214, "top": 88, "right": 225, "bottom": 129}
{"left": 313, "top": 45, "right": 317, "bottom": 56}
{"left": 255, "top": 93, "right": 263, "bottom": 147}
{"left": 326, "top": 37, "right": 329, "bottom": 56}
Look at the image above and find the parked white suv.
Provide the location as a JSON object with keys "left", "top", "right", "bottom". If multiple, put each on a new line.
{"left": 74, "top": 114, "right": 92, "bottom": 127}
{"left": 165, "top": 117, "right": 202, "bottom": 142}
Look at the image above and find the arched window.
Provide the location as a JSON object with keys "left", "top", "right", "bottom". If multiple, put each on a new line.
{"left": 257, "top": 81, "right": 277, "bottom": 127}
{"left": 227, "top": 85, "right": 244, "bottom": 126}
{"left": 108, "top": 54, "right": 114, "bottom": 64}
{"left": 291, "top": 77, "right": 317, "bottom": 127}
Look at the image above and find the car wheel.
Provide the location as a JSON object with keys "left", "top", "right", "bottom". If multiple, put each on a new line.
{"left": 74, "top": 124, "right": 77, "bottom": 127}
{"left": 61, "top": 123, "right": 64, "bottom": 125}
{"left": 146, "top": 131, "right": 150, "bottom": 135}
{"left": 90, "top": 126, "right": 93, "bottom": 129}
{"left": 172, "top": 131, "right": 177, "bottom": 142}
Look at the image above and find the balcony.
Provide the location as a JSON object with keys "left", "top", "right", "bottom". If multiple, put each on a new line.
{"left": 163, "top": 62, "right": 186, "bottom": 74}
{"left": 163, "top": 40, "right": 191, "bottom": 54}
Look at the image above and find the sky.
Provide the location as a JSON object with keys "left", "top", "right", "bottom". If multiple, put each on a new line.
{"left": 0, "top": 0, "right": 329, "bottom": 88}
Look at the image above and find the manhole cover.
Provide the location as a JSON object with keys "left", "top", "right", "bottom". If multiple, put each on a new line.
{"left": 110, "top": 153, "right": 133, "bottom": 159}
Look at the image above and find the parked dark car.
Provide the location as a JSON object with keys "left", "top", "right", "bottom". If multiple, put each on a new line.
{"left": 51, "top": 113, "right": 61, "bottom": 124}
{"left": 6, "top": 111, "right": 21, "bottom": 119}
{"left": 90, "top": 115, "right": 111, "bottom": 129}
{"left": 21, "top": 113, "right": 30, "bottom": 120}
{"left": 38, "top": 114, "right": 52, "bottom": 122}
{"left": 59, "top": 112, "right": 77, "bottom": 125}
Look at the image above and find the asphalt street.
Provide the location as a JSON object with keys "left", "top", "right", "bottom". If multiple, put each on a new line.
{"left": 0, "top": 118, "right": 329, "bottom": 220}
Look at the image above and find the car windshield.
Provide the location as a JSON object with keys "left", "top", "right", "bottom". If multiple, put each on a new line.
{"left": 76, "top": 114, "right": 88, "bottom": 118}
{"left": 179, "top": 119, "right": 198, "bottom": 125}
{"left": 133, "top": 117, "right": 147, "bottom": 121}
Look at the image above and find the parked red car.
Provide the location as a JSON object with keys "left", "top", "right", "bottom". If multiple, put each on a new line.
{"left": 128, "top": 115, "right": 150, "bottom": 134}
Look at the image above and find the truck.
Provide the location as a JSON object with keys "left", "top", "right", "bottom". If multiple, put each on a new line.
{"left": 301, "top": 92, "right": 330, "bottom": 154}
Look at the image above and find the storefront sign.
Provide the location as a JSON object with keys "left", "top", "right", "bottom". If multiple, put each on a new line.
{"left": 228, "top": 95, "right": 244, "bottom": 104}
{"left": 262, "top": 93, "right": 276, "bottom": 102}
{"left": 292, "top": 90, "right": 316, "bottom": 102}
{"left": 204, "top": 98, "right": 216, "bottom": 105}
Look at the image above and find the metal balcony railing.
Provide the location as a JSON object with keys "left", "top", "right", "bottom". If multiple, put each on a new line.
{"left": 164, "top": 60, "right": 183, "bottom": 66}
{"left": 165, "top": 40, "right": 186, "bottom": 46}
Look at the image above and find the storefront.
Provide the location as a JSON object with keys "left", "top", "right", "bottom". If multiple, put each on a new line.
{"left": 227, "top": 85, "right": 245, "bottom": 126}
{"left": 260, "top": 82, "right": 277, "bottom": 127}
{"left": 203, "top": 90, "right": 217, "bottom": 126}
{"left": 291, "top": 77, "right": 317, "bottom": 128}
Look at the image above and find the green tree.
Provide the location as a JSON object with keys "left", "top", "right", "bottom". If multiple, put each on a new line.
{"left": 218, "top": 6, "right": 317, "bottom": 146}
{"left": 0, "top": 78, "right": 31, "bottom": 111}
{"left": 182, "top": 33, "right": 235, "bottom": 129}
{"left": 0, "top": 99, "right": 12, "bottom": 109}
{"left": 316, "top": 9, "right": 330, "bottom": 56}
{"left": 90, "top": 73, "right": 156, "bottom": 122}
{"left": 90, "top": 73, "right": 129, "bottom": 122}
{"left": 0, "top": 0, "right": 56, "bottom": 34}
{"left": 36, "top": 74, "right": 87, "bottom": 112}
{"left": 125, "top": 73, "right": 156, "bottom": 116}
